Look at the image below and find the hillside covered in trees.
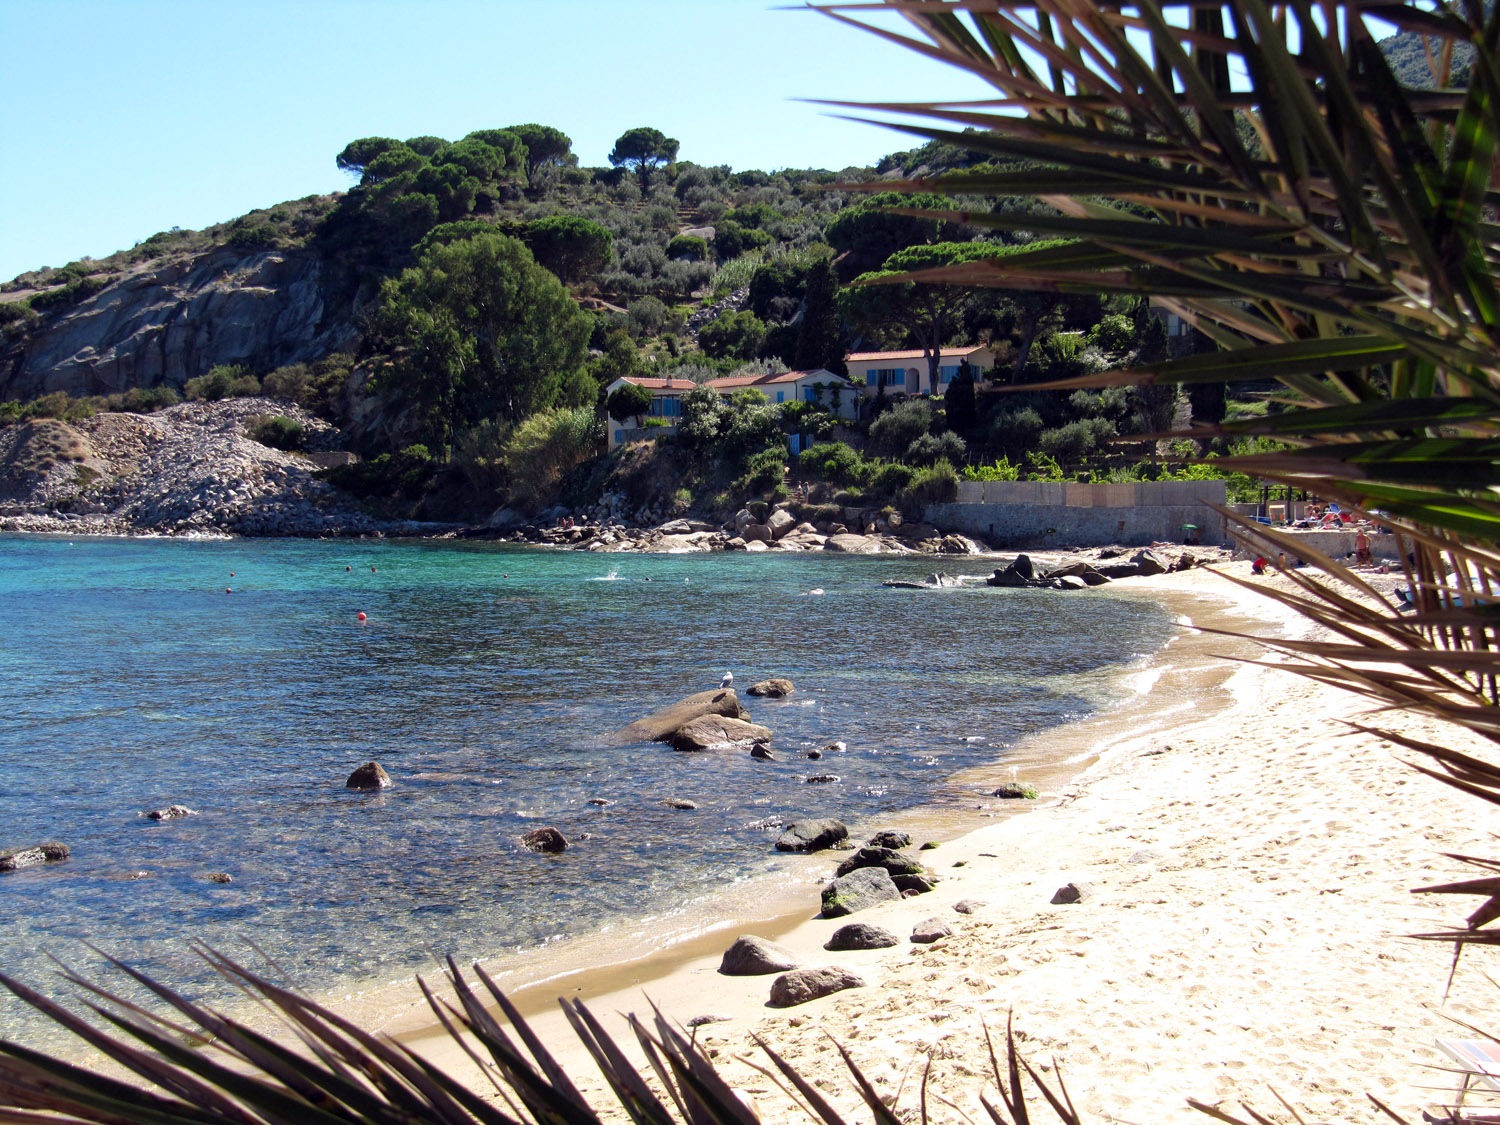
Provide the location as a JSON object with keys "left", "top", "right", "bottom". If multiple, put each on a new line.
{"left": 0, "top": 119, "right": 1273, "bottom": 527}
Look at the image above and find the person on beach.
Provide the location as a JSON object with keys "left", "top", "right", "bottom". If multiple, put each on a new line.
{"left": 1252, "top": 556, "right": 1269, "bottom": 576}
{"left": 1355, "top": 529, "right": 1372, "bottom": 567}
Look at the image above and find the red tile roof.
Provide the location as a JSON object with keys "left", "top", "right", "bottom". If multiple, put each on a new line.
{"left": 621, "top": 377, "right": 698, "bottom": 391}
{"left": 704, "top": 368, "right": 852, "bottom": 391}
{"left": 845, "top": 347, "right": 991, "bottom": 362}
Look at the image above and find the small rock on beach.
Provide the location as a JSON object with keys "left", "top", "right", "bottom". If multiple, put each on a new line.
{"left": 768, "top": 966, "right": 865, "bottom": 1008}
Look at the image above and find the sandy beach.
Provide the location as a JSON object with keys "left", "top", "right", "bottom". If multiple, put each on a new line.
{"left": 385, "top": 561, "right": 1495, "bottom": 1125}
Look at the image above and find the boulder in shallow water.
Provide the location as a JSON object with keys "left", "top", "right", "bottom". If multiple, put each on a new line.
{"left": 346, "top": 762, "right": 392, "bottom": 790}
{"left": 144, "top": 804, "right": 196, "bottom": 821}
{"left": 821, "top": 866, "right": 901, "bottom": 918}
{"left": 0, "top": 843, "right": 69, "bottom": 872}
{"left": 615, "top": 689, "right": 745, "bottom": 744}
{"left": 719, "top": 935, "right": 799, "bottom": 976}
{"left": 746, "top": 678, "right": 795, "bottom": 697}
{"left": 775, "top": 819, "right": 848, "bottom": 853}
{"left": 768, "top": 966, "right": 865, "bottom": 1007}
{"left": 667, "top": 715, "right": 773, "bottom": 752}
{"left": 521, "top": 827, "right": 568, "bottom": 853}
{"left": 867, "top": 830, "right": 911, "bottom": 850}
{"left": 663, "top": 797, "right": 698, "bottom": 809}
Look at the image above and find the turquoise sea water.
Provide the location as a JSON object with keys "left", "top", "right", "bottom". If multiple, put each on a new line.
{"left": 0, "top": 534, "right": 1175, "bottom": 1046}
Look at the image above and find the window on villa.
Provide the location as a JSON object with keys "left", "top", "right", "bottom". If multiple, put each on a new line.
{"left": 939, "top": 365, "right": 958, "bottom": 381}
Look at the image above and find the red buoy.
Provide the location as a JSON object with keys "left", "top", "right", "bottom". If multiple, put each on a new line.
{"left": 225, "top": 587, "right": 232, "bottom": 594}
{"left": 357, "top": 612, "right": 367, "bottom": 621}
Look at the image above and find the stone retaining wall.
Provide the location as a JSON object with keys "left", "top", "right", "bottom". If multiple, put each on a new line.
{"left": 927, "top": 480, "right": 1229, "bottom": 547}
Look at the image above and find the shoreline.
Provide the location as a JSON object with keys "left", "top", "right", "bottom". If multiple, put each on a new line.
{"left": 323, "top": 571, "right": 1275, "bottom": 1036}
{"left": 370, "top": 564, "right": 1494, "bottom": 1125}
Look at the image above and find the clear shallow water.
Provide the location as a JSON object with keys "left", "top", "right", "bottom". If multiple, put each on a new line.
{"left": 0, "top": 534, "right": 1175, "bottom": 1045}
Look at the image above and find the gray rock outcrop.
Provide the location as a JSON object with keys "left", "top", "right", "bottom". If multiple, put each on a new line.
{"left": 4, "top": 247, "right": 356, "bottom": 401}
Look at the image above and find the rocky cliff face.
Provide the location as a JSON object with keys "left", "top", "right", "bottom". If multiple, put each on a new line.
{"left": 1, "top": 247, "right": 359, "bottom": 400}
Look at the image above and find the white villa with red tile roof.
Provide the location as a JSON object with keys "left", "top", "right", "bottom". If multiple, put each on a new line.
{"left": 703, "top": 368, "right": 858, "bottom": 416}
{"left": 603, "top": 375, "right": 698, "bottom": 450}
{"left": 845, "top": 345, "right": 997, "bottom": 398}
{"left": 603, "top": 368, "right": 859, "bottom": 451}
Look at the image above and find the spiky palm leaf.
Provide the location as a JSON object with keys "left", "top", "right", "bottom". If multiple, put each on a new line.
{"left": 811, "top": 0, "right": 1500, "bottom": 945}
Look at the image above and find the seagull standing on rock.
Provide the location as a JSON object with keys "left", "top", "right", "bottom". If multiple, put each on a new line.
{"left": 720, "top": 671, "right": 734, "bottom": 690}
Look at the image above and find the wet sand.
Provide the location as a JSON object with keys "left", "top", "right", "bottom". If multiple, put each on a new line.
{"left": 372, "top": 562, "right": 1495, "bottom": 1124}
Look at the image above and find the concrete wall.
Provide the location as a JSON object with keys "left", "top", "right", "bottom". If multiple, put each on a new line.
{"left": 1229, "top": 525, "right": 1403, "bottom": 563}
{"left": 928, "top": 479, "right": 1229, "bottom": 547}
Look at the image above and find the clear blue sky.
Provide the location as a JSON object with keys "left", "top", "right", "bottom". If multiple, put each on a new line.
{"left": 0, "top": 0, "right": 987, "bottom": 281}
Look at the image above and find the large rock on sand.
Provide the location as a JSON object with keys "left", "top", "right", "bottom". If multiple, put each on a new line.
{"left": 768, "top": 966, "right": 865, "bottom": 1007}
{"left": 834, "top": 846, "right": 928, "bottom": 879}
{"left": 821, "top": 867, "right": 902, "bottom": 917}
{"left": 615, "top": 689, "right": 745, "bottom": 743}
{"left": 668, "top": 715, "right": 773, "bottom": 751}
{"left": 719, "top": 935, "right": 799, "bottom": 975}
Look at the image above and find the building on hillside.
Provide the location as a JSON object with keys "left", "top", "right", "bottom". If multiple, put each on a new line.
{"left": 703, "top": 368, "right": 859, "bottom": 417}
{"left": 603, "top": 376, "right": 697, "bottom": 450}
{"left": 845, "top": 346, "right": 997, "bottom": 399}
{"left": 704, "top": 368, "right": 861, "bottom": 456}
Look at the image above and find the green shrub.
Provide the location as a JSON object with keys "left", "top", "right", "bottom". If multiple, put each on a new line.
{"left": 698, "top": 310, "right": 766, "bottom": 360}
{"left": 868, "top": 461, "right": 916, "bottom": 497}
{"left": 735, "top": 445, "right": 788, "bottom": 494}
{"left": 229, "top": 224, "right": 278, "bottom": 250}
{"left": 120, "top": 385, "right": 181, "bottom": 413}
{"left": 503, "top": 407, "right": 603, "bottom": 509}
{"left": 798, "top": 441, "right": 865, "bottom": 484}
{"left": 320, "top": 444, "right": 434, "bottom": 500}
{"left": 452, "top": 418, "right": 512, "bottom": 499}
{"left": 185, "top": 365, "right": 258, "bottom": 402}
{"left": 897, "top": 459, "right": 959, "bottom": 516}
{"left": 962, "top": 457, "right": 1021, "bottom": 481}
{"left": 665, "top": 235, "right": 708, "bottom": 261}
{"left": 905, "top": 430, "right": 966, "bottom": 466}
{"left": 246, "top": 414, "right": 305, "bottom": 451}
{"left": 868, "top": 398, "right": 933, "bottom": 458}
{"left": 831, "top": 488, "right": 869, "bottom": 507}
